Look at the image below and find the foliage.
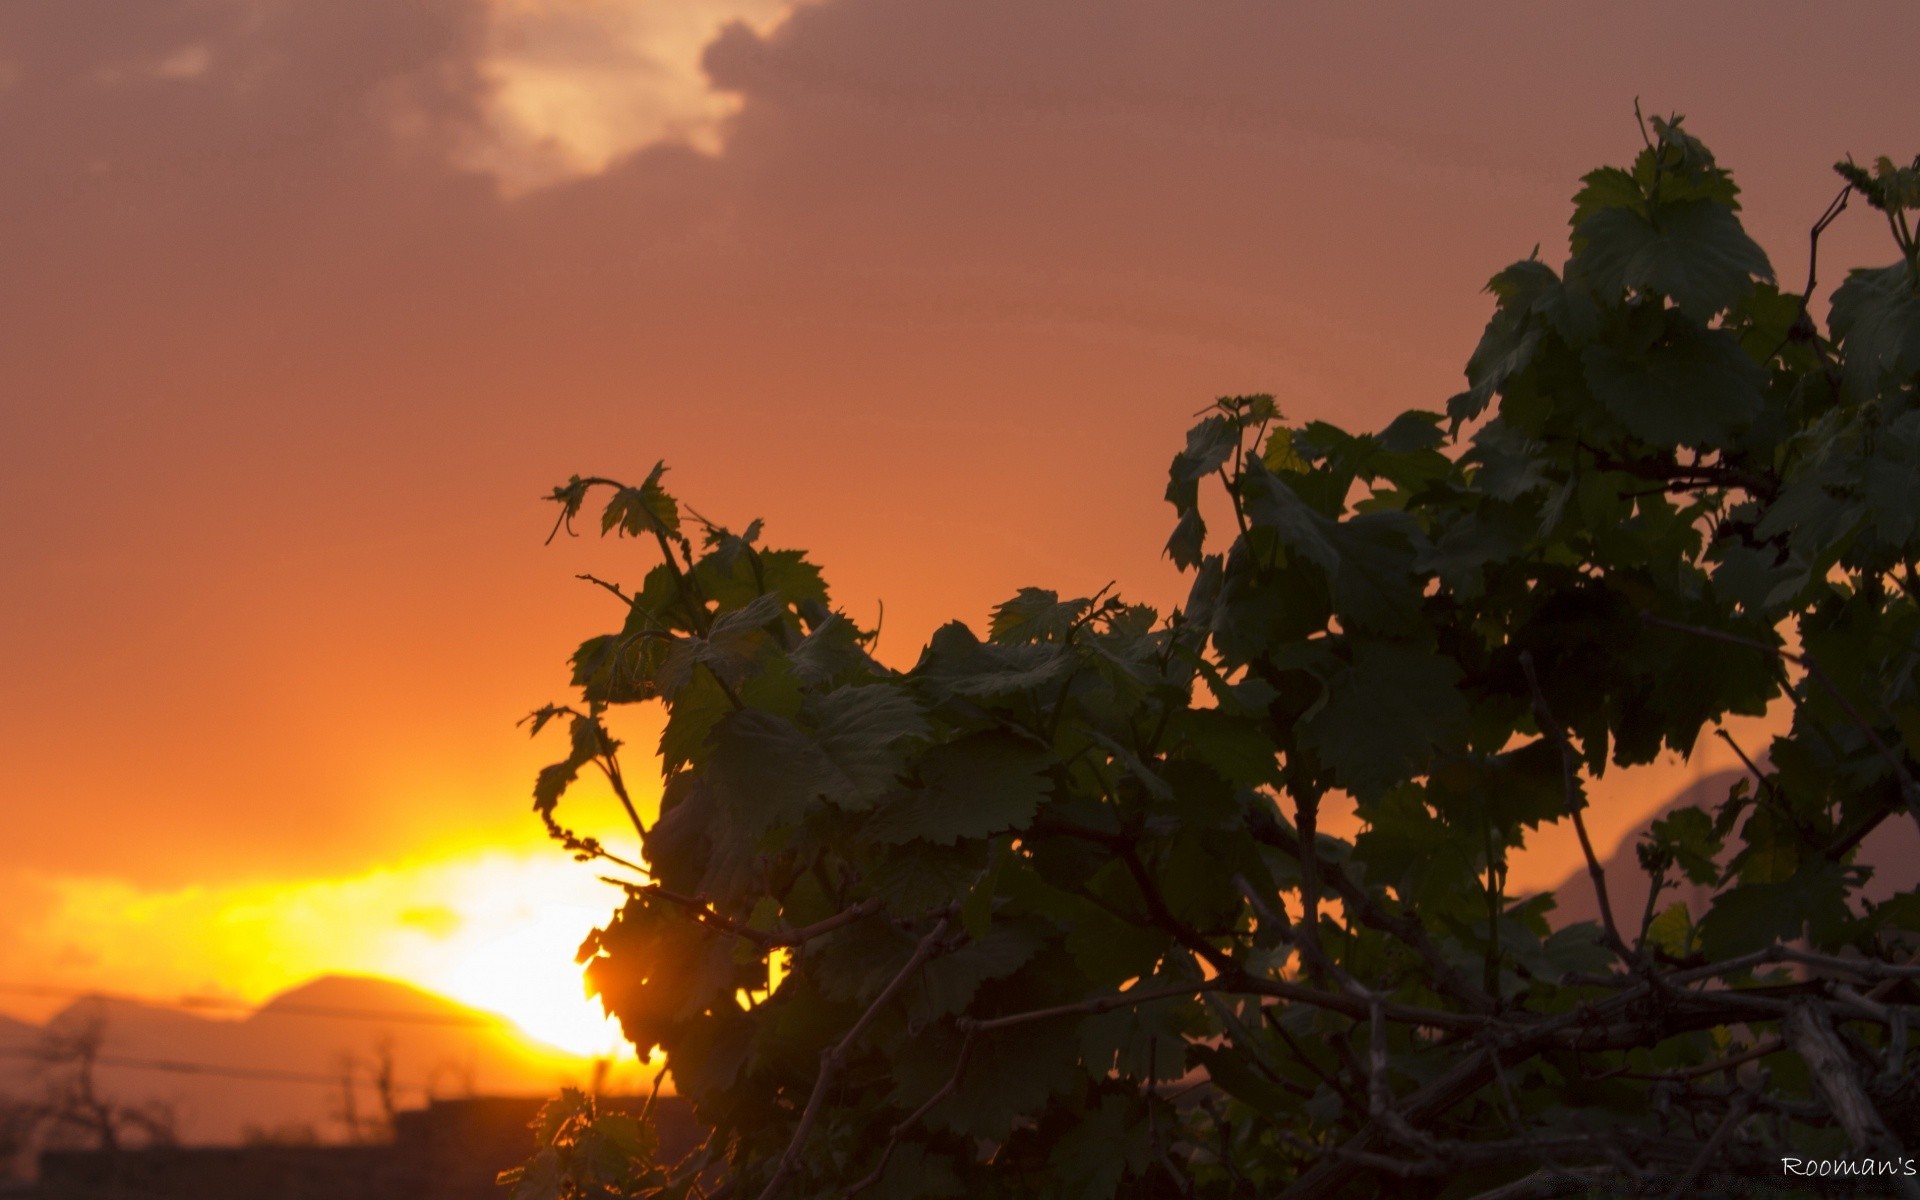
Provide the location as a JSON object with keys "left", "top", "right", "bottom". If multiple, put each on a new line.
{"left": 520, "top": 120, "right": 1920, "bottom": 1198}
{"left": 501, "top": 1088, "right": 668, "bottom": 1200}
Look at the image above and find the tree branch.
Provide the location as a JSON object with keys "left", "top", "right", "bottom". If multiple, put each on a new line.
{"left": 755, "top": 918, "right": 951, "bottom": 1200}
{"left": 1518, "top": 651, "right": 1632, "bottom": 965}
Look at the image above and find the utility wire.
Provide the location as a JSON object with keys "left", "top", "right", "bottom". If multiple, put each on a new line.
{"left": 0, "top": 1046, "right": 413, "bottom": 1089}
{"left": 0, "top": 983, "right": 511, "bottom": 1029}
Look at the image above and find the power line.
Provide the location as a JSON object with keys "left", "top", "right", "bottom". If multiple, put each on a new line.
{"left": 0, "top": 983, "right": 512, "bottom": 1030}
{"left": 0, "top": 1046, "right": 396, "bottom": 1089}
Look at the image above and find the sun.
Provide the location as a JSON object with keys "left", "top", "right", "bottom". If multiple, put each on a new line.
{"left": 386, "top": 857, "right": 644, "bottom": 1061}
{"left": 436, "top": 903, "right": 630, "bottom": 1059}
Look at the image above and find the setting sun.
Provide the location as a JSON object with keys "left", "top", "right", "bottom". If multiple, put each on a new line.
{"left": 6, "top": 848, "right": 643, "bottom": 1062}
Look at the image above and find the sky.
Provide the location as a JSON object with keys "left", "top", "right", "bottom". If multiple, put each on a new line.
{"left": 2, "top": 0, "right": 1916, "bottom": 1054}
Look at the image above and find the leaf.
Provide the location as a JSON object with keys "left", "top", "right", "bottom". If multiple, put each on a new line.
{"left": 704, "top": 709, "right": 832, "bottom": 834}
{"left": 921, "top": 1020, "right": 1081, "bottom": 1141}
{"left": 1241, "top": 471, "right": 1430, "bottom": 636}
{"left": 1644, "top": 902, "right": 1695, "bottom": 958}
{"left": 1829, "top": 263, "right": 1920, "bottom": 399}
{"left": 1165, "top": 506, "right": 1207, "bottom": 570}
{"left": 1299, "top": 640, "right": 1469, "bottom": 798}
{"left": 867, "top": 732, "right": 1054, "bottom": 845}
{"left": 913, "top": 622, "right": 1073, "bottom": 699}
{"left": 1449, "top": 259, "right": 1560, "bottom": 426}
{"left": 1697, "top": 862, "right": 1851, "bottom": 959}
{"left": 911, "top": 923, "right": 1045, "bottom": 1021}
{"left": 809, "top": 683, "right": 929, "bottom": 806}
{"left": 1574, "top": 199, "right": 1773, "bottom": 322}
{"left": 1648, "top": 805, "right": 1723, "bottom": 886}
{"left": 1165, "top": 415, "right": 1239, "bottom": 513}
{"left": 990, "top": 588, "right": 1091, "bottom": 645}
{"left": 1050, "top": 1091, "right": 1138, "bottom": 1200}
{"left": 1582, "top": 320, "right": 1766, "bottom": 448}
{"left": 599, "top": 462, "right": 680, "bottom": 538}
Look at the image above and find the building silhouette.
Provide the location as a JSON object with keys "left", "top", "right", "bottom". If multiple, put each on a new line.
{"left": 26, "top": 1095, "right": 698, "bottom": 1200}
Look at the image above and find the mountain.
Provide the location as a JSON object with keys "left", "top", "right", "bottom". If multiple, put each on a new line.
{"left": 0, "top": 976, "right": 615, "bottom": 1147}
{"left": 1548, "top": 769, "right": 1920, "bottom": 929}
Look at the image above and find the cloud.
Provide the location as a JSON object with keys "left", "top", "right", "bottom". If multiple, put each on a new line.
{"left": 465, "top": 0, "right": 794, "bottom": 192}
{"left": 1, "top": 0, "right": 1916, "bottom": 905}
{"left": 0, "top": 851, "right": 628, "bottom": 1057}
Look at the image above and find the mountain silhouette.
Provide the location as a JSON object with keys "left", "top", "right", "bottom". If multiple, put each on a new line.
{"left": 1547, "top": 769, "right": 1920, "bottom": 930}
{"left": 0, "top": 975, "right": 617, "bottom": 1147}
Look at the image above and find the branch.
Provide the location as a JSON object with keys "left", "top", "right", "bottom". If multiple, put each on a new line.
{"left": 1643, "top": 615, "right": 1920, "bottom": 821}
{"left": 1518, "top": 651, "right": 1632, "bottom": 965}
{"left": 844, "top": 1031, "right": 976, "bottom": 1198}
{"left": 1767, "top": 181, "right": 1853, "bottom": 362}
{"left": 1242, "top": 820, "right": 1496, "bottom": 1013}
{"left": 755, "top": 918, "right": 951, "bottom": 1200}
{"left": 1465, "top": 1167, "right": 1619, "bottom": 1200}
{"left": 620, "top": 886, "right": 880, "bottom": 951}
{"left": 956, "top": 974, "right": 1485, "bottom": 1037}
{"left": 576, "top": 573, "right": 635, "bottom": 606}
{"left": 1662, "top": 1084, "right": 1754, "bottom": 1200}
{"left": 957, "top": 980, "right": 1226, "bottom": 1034}
{"left": 1783, "top": 1000, "right": 1920, "bottom": 1200}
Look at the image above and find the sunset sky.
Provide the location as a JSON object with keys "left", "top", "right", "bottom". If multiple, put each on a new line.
{"left": 3, "top": 0, "right": 1916, "bottom": 1057}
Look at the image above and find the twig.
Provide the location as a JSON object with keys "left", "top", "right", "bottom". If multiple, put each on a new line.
{"left": 1518, "top": 651, "right": 1632, "bottom": 964}
{"left": 1602, "top": 1036, "right": 1782, "bottom": 1083}
{"left": 1464, "top": 1166, "right": 1617, "bottom": 1200}
{"left": 1644, "top": 615, "right": 1920, "bottom": 820}
{"left": 576, "top": 572, "right": 636, "bottom": 606}
{"left": 1766, "top": 182, "right": 1853, "bottom": 361}
{"left": 756, "top": 918, "right": 951, "bottom": 1200}
{"left": 620, "top": 886, "right": 879, "bottom": 951}
{"left": 1243, "top": 819, "right": 1495, "bottom": 1012}
{"left": 956, "top": 980, "right": 1223, "bottom": 1034}
{"left": 843, "top": 1031, "right": 976, "bottom": 1197}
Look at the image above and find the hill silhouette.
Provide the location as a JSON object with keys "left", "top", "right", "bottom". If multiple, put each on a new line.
{"left": 0, "top": 975, "right": 617, "bottom": 1147}
{"left": 1548, "top": 768, "right": 1920, "bottom": 929}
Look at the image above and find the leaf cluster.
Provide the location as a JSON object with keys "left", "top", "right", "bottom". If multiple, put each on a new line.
{"left": 516, "top": 116, "right": 1920, "bottom": 1199}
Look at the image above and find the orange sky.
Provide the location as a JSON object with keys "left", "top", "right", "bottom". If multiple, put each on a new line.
{"left": 2, "top": 0, "right": 1916, "bottom": 1048}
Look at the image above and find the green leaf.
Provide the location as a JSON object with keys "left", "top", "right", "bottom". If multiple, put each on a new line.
{"left": 1697, "top": 862, "right": 1851, "bottom": 959}
{"left": 1050, "top": 1091, "right": 1138, "bottom": 1200}
{"left": 867, "top": 732, "right": 1054, "bottom": 845}
{"left": 990, "top": 588, "right": 1091, "bottom": 645}
{"left": 1829, "top": 263, "right": 1920, "bottom": 399}
{"left": 914, "top": 622, "right": 1073, "bottom": 699}
{"left": 911, "top": 923, "right": 1045, "bottom": 1021}
{"left": 1582, "top": 319, "right": 1765, "bottom": 448}
{"left": 1573, "top": 200, "right": 1773, "bottom": 321}
{"left": 808, "top": 683, "right": 929, "bottom": 807}
{"left": 1300, "top": 640, "right": 1469, "bottom": 798}
{"left": 1241, "top": 471, "right": 1430, "bottom": 636}
{"left": 705, "top": 710, "right": 830, "bottom": 834}
{"left": 1644, "top": 902, "right": 1695, "bottom": 958}
{"left": 1449, "top": 259, "right": 1560, "bottom": 427}
{"left": 599, "top": 462, "right": 680, "bottom": 538}
{"left": 1166, "top": 415, "right": 1239, "bottom": 513}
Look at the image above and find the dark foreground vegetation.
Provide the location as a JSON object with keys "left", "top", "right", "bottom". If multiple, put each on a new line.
{"left": 515, "top": 120, "right": 1920, "bottom": 1198}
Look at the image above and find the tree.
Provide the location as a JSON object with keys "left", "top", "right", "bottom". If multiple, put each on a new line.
{"left": 10, "top": 1010, "right": 177, "bottom": 1175}
{"left": 518, "top": 120, "right": 1920, "bottom": 1199}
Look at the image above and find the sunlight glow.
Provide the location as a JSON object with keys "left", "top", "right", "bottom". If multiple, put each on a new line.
{"left": 462, "top": 0, "right": 795, "bottom": 193}
{"left": 7, "top": 849, "right": 641, "bottom": 1062}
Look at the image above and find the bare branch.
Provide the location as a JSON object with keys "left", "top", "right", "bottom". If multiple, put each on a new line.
{"left": 618, "top": 885, "right": 879, "bottom": 951}
{"left": 845, "top": 1032, "right": 977, "bottom": 1198}
{"left": 755, "top": 917, "right": 951, "bottom": 1200}
{"left": 1784, "top": 1000, "right": 1920, "bottom": 1200}
{"left": 957, "top": 980, "right": 1226, "bottom": 1035}
{"left": 1518, "top": 651, "right": 1632, "bottom": 965}
{"left": 1643, "top": 615, "right": 1920, "bottom": 821}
